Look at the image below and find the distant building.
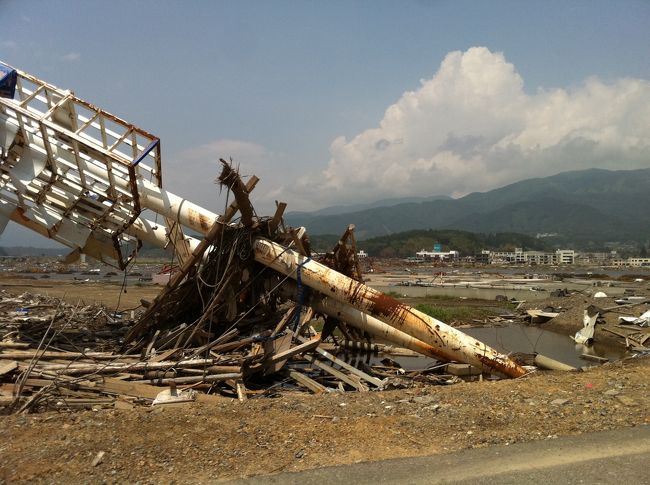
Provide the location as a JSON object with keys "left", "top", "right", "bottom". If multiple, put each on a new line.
{"left": 481, "top": 248, "right": 576, "bottom": 265}
{"left": 556, "top": 249, "right": 575, "bottom": 265}
{"left": 415, "top": 248, "right": 459, "bottom": 261}
{"left": 473, "top": 250, "right": 490, "bottom": 264}
{"left": 357, "top": 250, "right": 368, "bottom": 258}
{"left": 577, "top": 251, "right": 617, "bottom": 264}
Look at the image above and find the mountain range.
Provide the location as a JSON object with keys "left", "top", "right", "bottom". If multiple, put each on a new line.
{"left": 286, "top": 168, "right": 650, "bottom": 247}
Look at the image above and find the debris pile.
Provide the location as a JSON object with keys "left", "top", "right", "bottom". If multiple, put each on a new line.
{"left": 0, "top": 290, "right": 470, "bottom": 413}
{"left": 2, "top": 162, "right": 527, "bottom": 413}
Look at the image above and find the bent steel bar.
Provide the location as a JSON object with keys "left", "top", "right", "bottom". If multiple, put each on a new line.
{"left": 255, "top": 238, "right": 526, "bottom": 378}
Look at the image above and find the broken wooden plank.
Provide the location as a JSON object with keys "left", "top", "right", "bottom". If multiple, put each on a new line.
{"left": 301, "top": 354, "right": 367, "bottom": 391}
{"left": 269, "top": 201, "right": 287, "bottom": 233}
{"left": 0, "top": 342, "right": 30, "bottom": 349}
{"left": 148, "top": 348, "right": 181, "bottom": 363}
{"left": 0, "top": 360, "right": 18, "bottom": 376}
{"left": 84, "top": 377, "right": 163, "bottom": 400}
{"left": 265, "top": 335, "right": 321, "bottom": 365}
{"left": 133, "top": 373, "right": 242, "bottom": 386}
{"left": 271, "top": 305, "right": 298, "bottom": 337}
{"left": 282, "top": 369, "right": 327, "bottom": 394}
{"left": 296, "top": 335, "right": 383, "bottom": 387}
{"left": 0, "top": 350, "right": 130, "bottom": 360}
{"left": 22, "top": 358, "right": 223, "bottom": 375}
{"left": 262, "top": 332, "right": 293, "bottom": 374}
{"left": 164, "top": 217, "right": 193, "bottom": 266}
{"left": 193, "top": 328, "right": 240, "bottom": 356}
{"left": 235, "top": 380, "right": 248, "bottom": 402}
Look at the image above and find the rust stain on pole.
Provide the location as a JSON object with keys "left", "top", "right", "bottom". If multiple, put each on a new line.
{"left": 187, "top": 207, "right": 213, "bottom": 233}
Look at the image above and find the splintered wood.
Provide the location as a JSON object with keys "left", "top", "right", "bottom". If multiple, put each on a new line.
{"left": 0, "top": 162, "right": 458, "bottom": 414}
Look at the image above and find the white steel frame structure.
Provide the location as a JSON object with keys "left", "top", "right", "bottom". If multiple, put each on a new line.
{"left": 0, "top": 62, "right": 206, "bottom": 267}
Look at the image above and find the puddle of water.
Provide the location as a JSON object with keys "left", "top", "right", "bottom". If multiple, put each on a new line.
{"left": 338, "top": 324, "right": 629, "bottom": 371}
{"left": 464, "top": 324, "right": 628, "bottom": 369}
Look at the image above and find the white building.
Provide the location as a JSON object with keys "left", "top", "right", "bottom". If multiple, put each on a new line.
{"left": 415, "top": 249, "right": 459, "bottom": 261}
{"left": 628, "top": 258, "right": 650, "bottom": 267}
{"left": 556, "top": 249, "right": 575, "bottom": 265}
{"left": 485, "top": 248, "right": 576, "bottom": 265}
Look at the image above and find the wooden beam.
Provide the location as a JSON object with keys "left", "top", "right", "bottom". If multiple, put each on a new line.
{"left": 296, "top": 335, "right": 383, "bottom": 387}
{"left": 266, "top": 336, "right": 321, "bottom": 365}
{"left": 269, "top": 201, "right": 287, "bottom": 233}
{"left": 283, "top": 369, "right": 326, "bottom": 394}
{"left": 301, "top": 354, "right": 367, "bottom": 391}
{"left": 0, "top": 361, "right": 19, "bottom": 376}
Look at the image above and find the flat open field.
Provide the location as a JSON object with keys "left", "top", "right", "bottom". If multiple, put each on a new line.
{"left": 0, "top": 275, "right": 161, "bottom": 310}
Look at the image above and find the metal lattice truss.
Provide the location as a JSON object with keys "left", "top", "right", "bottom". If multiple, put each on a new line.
{"left": 0, "top": 64, "right": 168, "bottom": 267}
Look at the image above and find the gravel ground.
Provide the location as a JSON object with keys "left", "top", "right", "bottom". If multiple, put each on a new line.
{"left": 1, "top": 356, "right": 649, "bottom": 484}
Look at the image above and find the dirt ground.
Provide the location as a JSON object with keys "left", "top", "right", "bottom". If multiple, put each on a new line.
{"left": 1, "top": 276, "right": 649, "bottom": 484}
{"left": 1, "top": 357, "right": 649, "bottom": 484}
{"left": 0, "top": 275, "right": 161, "bottom": 310}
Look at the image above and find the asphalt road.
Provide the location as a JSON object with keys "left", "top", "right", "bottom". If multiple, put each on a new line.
{"left": 229, "top": 425, "right": 650, "bottom": 484}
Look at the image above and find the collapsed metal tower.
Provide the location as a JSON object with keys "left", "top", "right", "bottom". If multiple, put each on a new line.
{"left": 0, "top": 61, "right": 526, "bottom": 378}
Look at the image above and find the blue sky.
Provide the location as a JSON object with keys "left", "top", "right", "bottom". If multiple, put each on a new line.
{"left": 1, "top": 0, "right": 650, "bottom": 246}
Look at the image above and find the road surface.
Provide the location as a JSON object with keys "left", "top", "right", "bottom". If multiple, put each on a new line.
{"left": 230, "top": 425, "right": 650, "bottom": 484}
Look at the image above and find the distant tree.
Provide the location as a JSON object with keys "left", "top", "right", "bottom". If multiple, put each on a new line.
{"left": 640, "top": 244, "right": 648, "bottom": 258}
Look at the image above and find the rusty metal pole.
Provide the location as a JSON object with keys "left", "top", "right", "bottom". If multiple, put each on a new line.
{"left": 278, "top": 280, "right": 441, "bottom": 359}
{"left": 311, "top": 295, "right": 445, "bottom": 360}
{"left": 255, "top": 238, "right": 526, "bottom": 377}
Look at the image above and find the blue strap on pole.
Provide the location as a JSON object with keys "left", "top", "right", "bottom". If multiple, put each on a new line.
{"left": 292, "top": 257, "right": 311, "bottom": 330}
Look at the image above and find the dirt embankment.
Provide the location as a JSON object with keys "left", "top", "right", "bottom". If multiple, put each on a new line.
{"left": 2, "top": 356, "right": 649, "bottom": 484}
{"left": 521, "top": 293, "right": 649, "bottom": 347}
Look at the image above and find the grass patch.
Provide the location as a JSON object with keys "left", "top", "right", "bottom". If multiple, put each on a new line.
{"left": 414, "top": 304, "right": 493, "bottom": 322}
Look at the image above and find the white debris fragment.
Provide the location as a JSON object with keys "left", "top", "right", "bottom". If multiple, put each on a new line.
{"left": 572, "top": 307, "right": 599, "bottom": 345}
{"left": 619, "top": 310, "right": 650, "bottom": 327}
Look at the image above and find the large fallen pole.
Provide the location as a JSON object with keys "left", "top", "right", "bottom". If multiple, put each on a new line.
{"left": 255, "top": 239, "right": 526, "bottom": 378}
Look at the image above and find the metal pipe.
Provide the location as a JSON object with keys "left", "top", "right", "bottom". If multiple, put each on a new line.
{"left": 534, "top": 354, "right": 576, "bottom": 371}
{"left": 126, "top": 217, "right": 201, "bottom": 254}
{"left": 277, "top": 280, "right": 442, "bottom": 360}
{"left": 254, "top": 238, "right": 526, "bottom": 377}
{"left": 311, "top": 295, "right": 445, "bottom": 360}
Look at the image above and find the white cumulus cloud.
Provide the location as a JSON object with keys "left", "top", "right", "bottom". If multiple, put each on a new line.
{"left": 285, "top": 47, "right": 650, "bottom": 208}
